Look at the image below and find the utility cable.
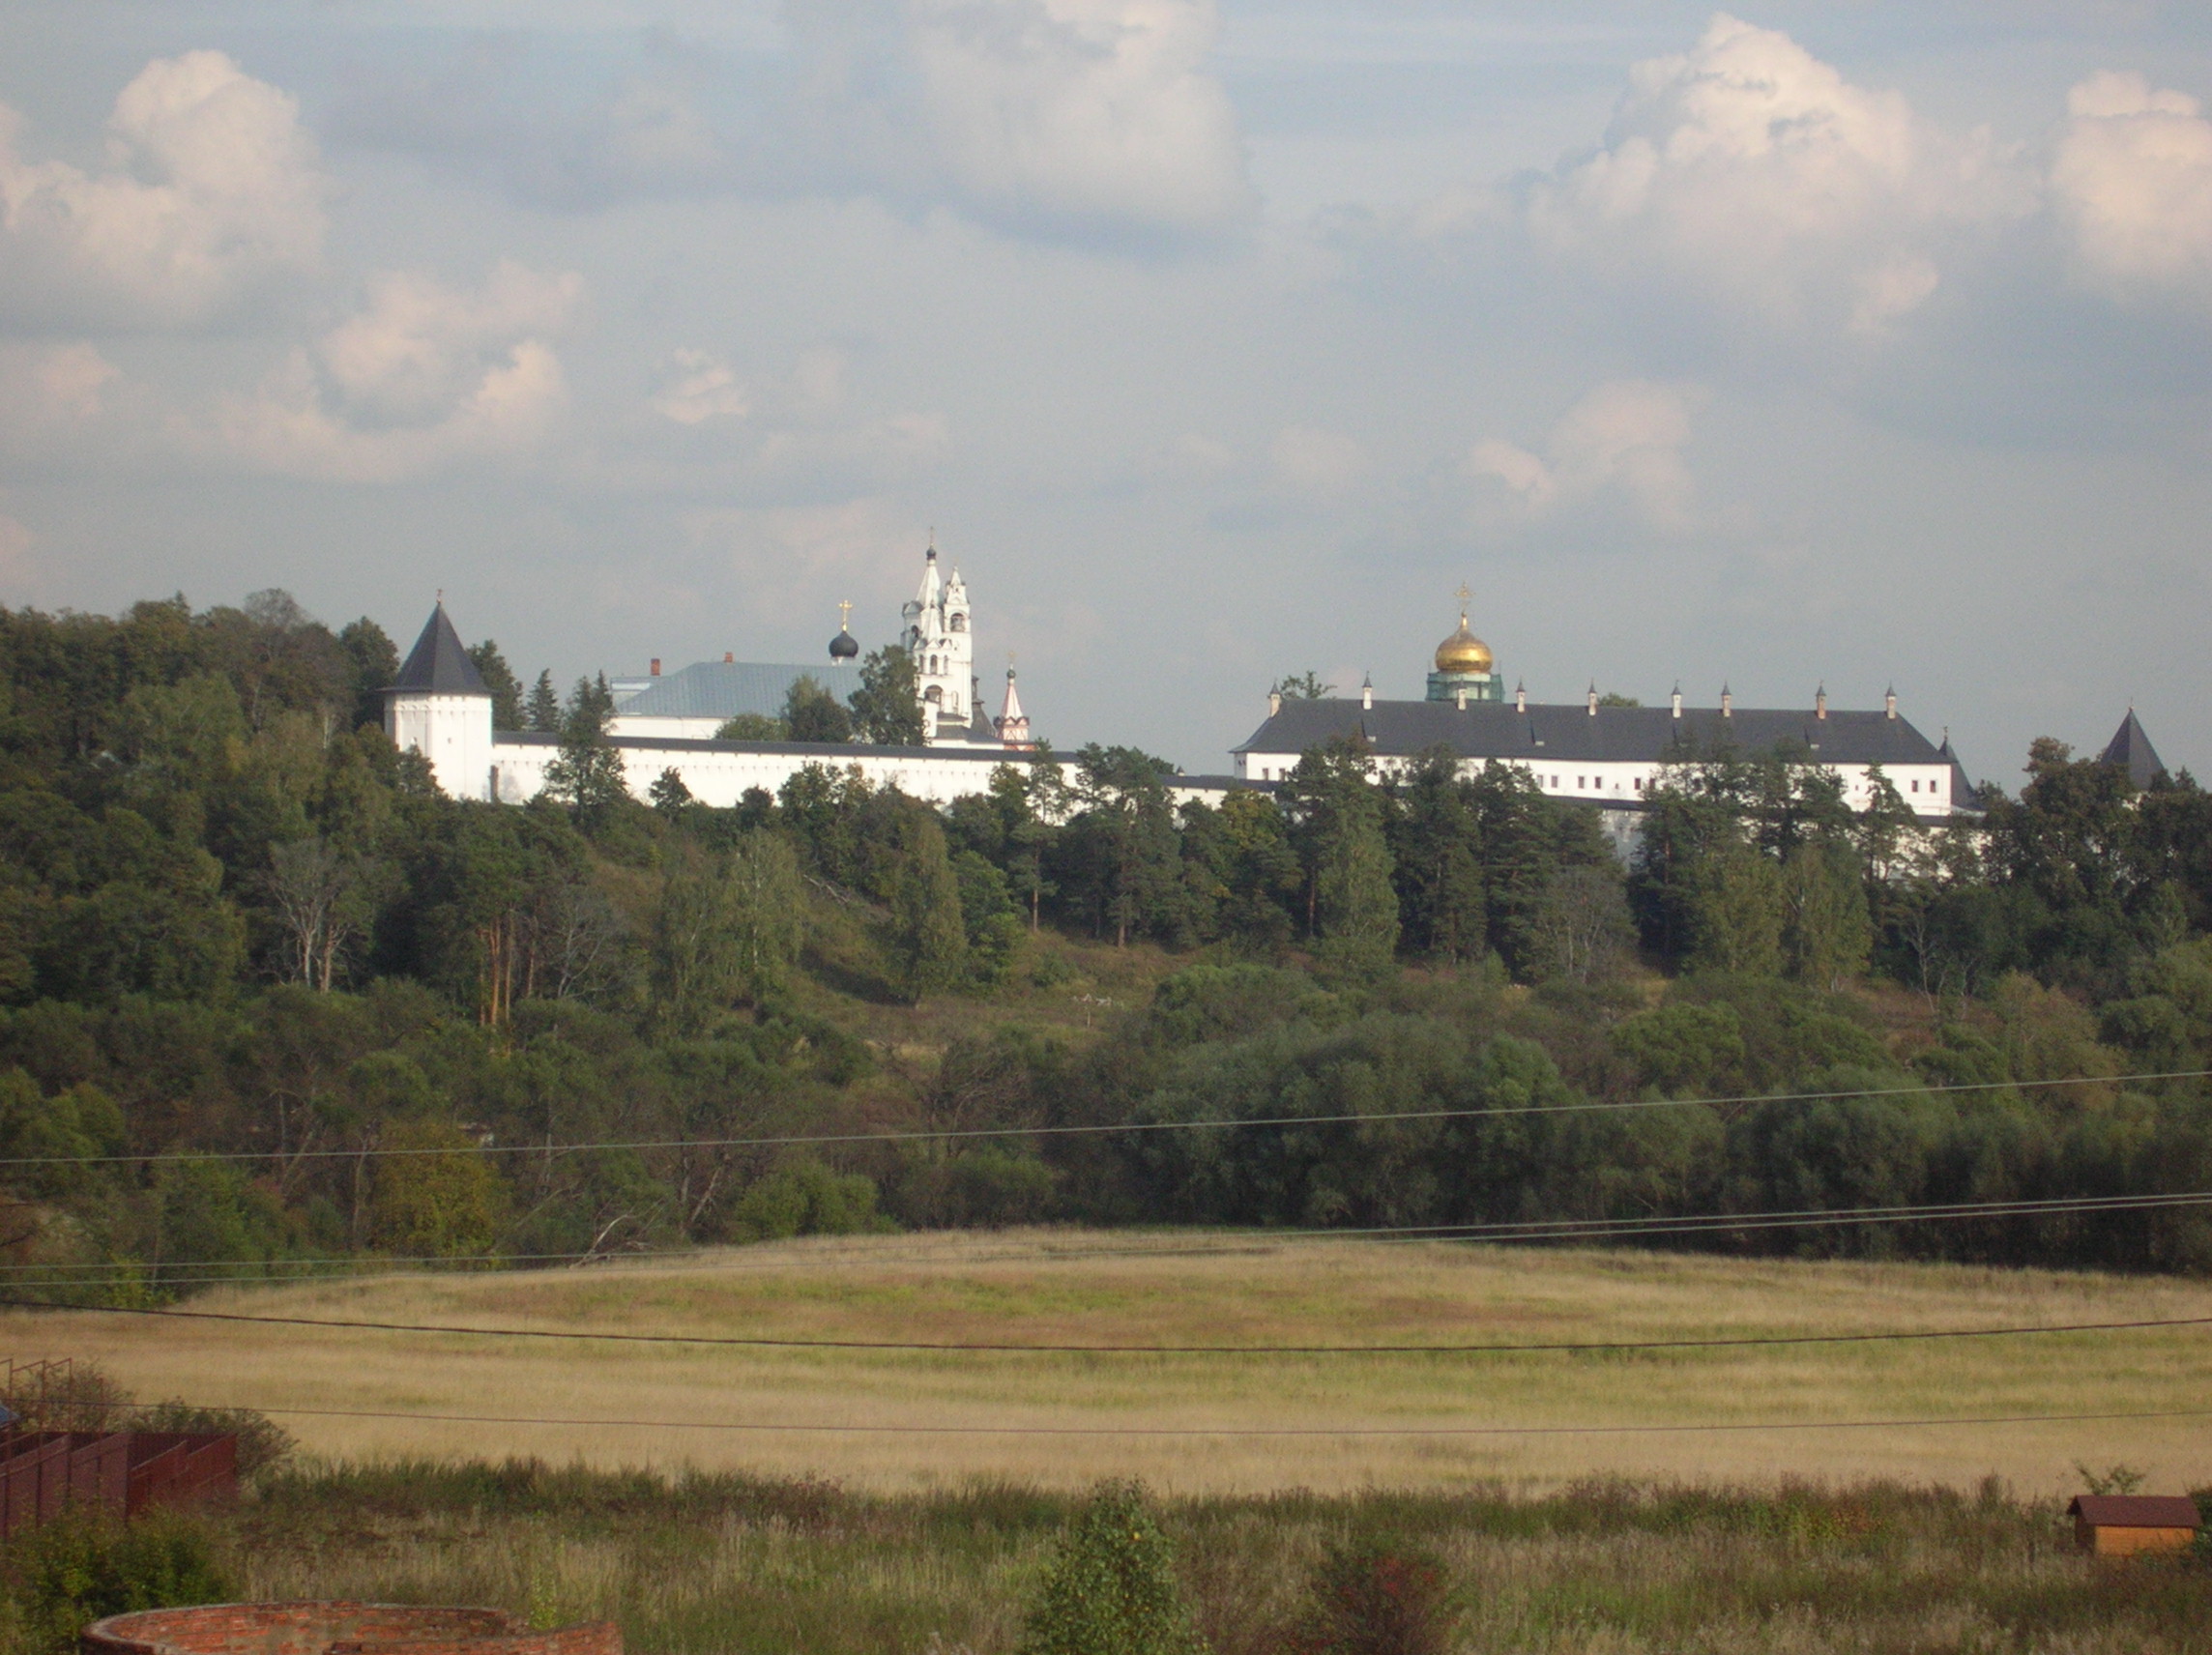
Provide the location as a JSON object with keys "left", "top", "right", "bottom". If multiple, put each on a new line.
{"left": 4, "top": 1185, "right": 2212, "bottom": 1283}
{"left": 0, "top": 1067, "right": 2197, "bottom": 1171}
{"left": 3, "top": 1185, "right": 2208, "bottom": 1287}
{"left": 7, "top": 1296, "right": 2209, "bottom": 1355}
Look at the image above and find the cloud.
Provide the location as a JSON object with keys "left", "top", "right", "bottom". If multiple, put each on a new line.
{"left": 651, "top": 348, "right": 751, "bottom": 424}
{"left": 2052, "top": 72, "right": 2212, "bottom": 308}
{"left": 1268, "top": 424, "right": 1368, "bottom": 499}
{"left": 904, "top": 0, "right": 1252, "bottom": 232}
{"left": 1467, "top": 380, "right": 1702, "bottom": 532}
{"left": 0, "top": 51, "right": 326, "bottom": 328}
{"left": 197, "top": 260, "right": 581, "bottom": 480}
{"left": 1522, "top": 15, "right": 2027, "bottom": 332}
{"left": 333, "top": 4, "right": 1249, "bottom": 239}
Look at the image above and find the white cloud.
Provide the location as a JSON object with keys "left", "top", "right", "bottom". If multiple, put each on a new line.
{"left": 0, "top": 51, "right": 326, "bottom": 328}
{"left": 1524, "top": 15, "right": 2026, "bottom": 331}
{"left": 905, "top": 0, "right": 1252, "bottom": 231}
{"left": 2052, "top": 72, "right": 2212, "bottom": 307}
{"left": 198, "top": 260, "right": 581, "bottom": 480}
{"left": 652, "top": 347, "right": 750, "bottom": 424}
{"left": 1467, "top": 380, "right": 1702, "bottom": 532}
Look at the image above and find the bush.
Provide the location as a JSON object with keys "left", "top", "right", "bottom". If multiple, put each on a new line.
{"left": 1018, "top": 1481, "right": 1208, "bottom": 1655}
{"left": 1287, "top": 1538, "right": 1458, "bottom": 1655}
{"left": 727, "top": 1157, "right": 892, "bottom": 1242}
{"left": 2, "top": 1510, "right": 231, "bottom": 1654}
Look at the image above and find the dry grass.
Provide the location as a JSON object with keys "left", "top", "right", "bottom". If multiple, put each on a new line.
{"left": 218, "top": 1465, "right": 2212, "bottom": 1655}
{"left": 11, "top": 1231, "right": 2211, "bottom": 1495}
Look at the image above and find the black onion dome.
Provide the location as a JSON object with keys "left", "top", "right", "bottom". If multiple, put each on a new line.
{"left": 829, "top": 629, "right": 859, "bottom": 660}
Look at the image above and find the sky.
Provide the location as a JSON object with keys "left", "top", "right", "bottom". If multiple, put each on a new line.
{"left": 1, "top": 1, "right": 2209, "bottom": 786}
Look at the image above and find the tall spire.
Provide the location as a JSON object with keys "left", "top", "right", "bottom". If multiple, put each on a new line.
{"left": 995, "top": 655, "right": 1032, "bottom": 749}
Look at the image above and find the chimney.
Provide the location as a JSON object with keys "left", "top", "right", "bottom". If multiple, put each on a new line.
{"left": 1671, "top": 683, "right": 1683, "bottom": 719}
{"left": 723, "top": 652, "right": 734, "bottom": 664}
{"left": 1721, "top": 683, "right": 1733, "bottom": 718}
{"left": 1885, "top": 685, "right": 1898, "bottom": 720}
{"left": 1268, "top": 690, "right": 1282, "bottom": 717}
{"left": 1815, "top": 683, "right": 1827, "bottom": 721}
{"left": 650, "top": 657, "right": 661, "bottom": 678}
{"left": 1455, "top": 686, "right": 1468, "bottom": 711}
{"left": 1514, "top": 681, "right": 1527, "bottom": 713}
{"left": 1586, "top": 682, "right": 1598, "bottom": 716}
{"left": 1361, "top": 674, "right": 1374, "bottom": 711}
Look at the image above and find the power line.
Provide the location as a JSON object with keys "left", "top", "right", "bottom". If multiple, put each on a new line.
{"left": 2, "top": 1067, "right": 2198, "bottom": 1171}
{"left": 7, "top": 1296, "right": 2208, "bottom": 1355}
{"left": 127, "top": 1400, "right": 2212, "bottom": 1438}
{"left": 2, "top": 1185, "right": 2207, "bottom": 1287}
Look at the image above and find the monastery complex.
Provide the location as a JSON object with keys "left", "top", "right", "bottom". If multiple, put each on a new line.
{"left": 387, "top": 541, "right": 2164, "bottom": 824}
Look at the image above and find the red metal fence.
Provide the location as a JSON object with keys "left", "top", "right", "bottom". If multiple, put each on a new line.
{"left": 0, "top": 1431, "right": 237, "bottom": 1537}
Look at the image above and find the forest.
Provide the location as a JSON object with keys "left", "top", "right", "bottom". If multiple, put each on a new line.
{"left": 1, "top": 590, "right": 2210, "bottom": 1296}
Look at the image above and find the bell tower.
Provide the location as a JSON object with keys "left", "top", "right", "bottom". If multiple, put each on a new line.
{"left": 900, "top": 535, "right": 977, "bottom": 742}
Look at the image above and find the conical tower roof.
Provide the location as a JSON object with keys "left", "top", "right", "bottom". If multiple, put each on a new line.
{"left": 2099, "top": 709, "right": 2167, "bottom": 789}
{"left": 393, "top": 601, "right": 488, "bottom": 694}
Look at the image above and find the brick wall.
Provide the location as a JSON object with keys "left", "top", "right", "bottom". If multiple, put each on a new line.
{"left": 81, "top": 1602, "right": 623, "bottom": 1655}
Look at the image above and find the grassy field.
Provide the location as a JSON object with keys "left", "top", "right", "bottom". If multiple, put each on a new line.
{"left": 200, "top": 1462, "right": 2212, "bottom": 1655}
{"left": 10, "top": 1231, "right": 2210, "bottom": 1497}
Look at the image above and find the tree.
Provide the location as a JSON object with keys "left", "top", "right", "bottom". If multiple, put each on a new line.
{"left": 1389, "top": 749, "right": 1488, "bottom": 963}
{"left": 336, "top": 618, "right": 397, "bottom": 733}
{"left": 648, "top": 769, "right": 693, "bottom": 819}
{"left": 716, "top": 712, "right": 786, "bottom": 740}
{"left": 526, "top": 670, "right": 561, "bottom": 732}
{"left": 1528, "top": 864, "right": 1633, "bottom": 984}
{"left": 888, "top": 813, "right": 968, "bottom": 999}
{"left": 1783, "top": 840, "right": 1872, "bottom": 990}
{"left": 369, "top": 1118, "right": 506, "bottom": 1260}
{"left": 1312, "top": 785, "right": 1399, "bottom": 974}
{"left": 1018, "top": 1482, "right": 1207, "bottom": 1655}
{"left": 1271, "top": 671, "right": 1334, "bottom": 700}
{"left": 1280, "top": 738, "right": 1400, "bottom": 971}
{"left": 1063, "top": 745, "right": 1183, "bottom": 946}
{"left": 262, "top": 837, "right": 374, "bottom": 992}
{"left": 542, "top": 675, "right": 628, "bottom": 827}
{"left": 467, "top": 641, "right": 523, "bottom": 730}
{"left": 652, "top": 831, "right": 804, "bottom": 1033}
{"left": 848, "top": 647, "right": 925, "bottom": 744}
{"left": 784, "top": 674, "right": 853, "bottom": 742}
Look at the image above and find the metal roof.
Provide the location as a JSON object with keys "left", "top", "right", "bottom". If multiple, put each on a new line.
{"left": 2068, "top": 1495, "right": 2200, "bottom": 1527}
{"left": 392, "top": 603, "right": 488, "bottom": 695}
{"left": 2098, "top": 710, "right": 2168, "bottom": 789}
{"left": 614, "top": 660, "right": 859, "bottom": 721}
{"left": 1236, "top": 698, "right": 1961, "bottom": 773}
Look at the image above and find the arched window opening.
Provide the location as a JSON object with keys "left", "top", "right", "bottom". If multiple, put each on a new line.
{"left": 950, "top": 613, "right": 967, "bottom": 632}
{"left": 924, "top": 685, "right": 943, "bottom": 705}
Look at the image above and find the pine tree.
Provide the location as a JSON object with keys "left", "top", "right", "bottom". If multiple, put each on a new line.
{"left": 527, "top": 669, "right": 562, "bottom": 732}
{"left": 467, "top": 641, "right": 523, "bottom": 730}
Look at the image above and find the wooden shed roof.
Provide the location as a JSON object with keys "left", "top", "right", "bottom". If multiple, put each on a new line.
{"left": 2067, "top": 1495, "right": 2200, "bottom": 1528}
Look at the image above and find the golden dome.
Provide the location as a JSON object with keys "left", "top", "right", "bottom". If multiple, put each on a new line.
{"left": 1435, "top": 613, "right": 1493, "bottom": 676}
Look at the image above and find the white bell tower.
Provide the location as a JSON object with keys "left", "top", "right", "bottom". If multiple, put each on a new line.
{"left": 900, "top": 537, "right": 975, "bottom": 743}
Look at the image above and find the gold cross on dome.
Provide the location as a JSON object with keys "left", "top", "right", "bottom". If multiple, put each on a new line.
{"left": 837, "top": 598, "right": 853, "bottom": 629}
{"left": 1455, "top": 582, "right": 1471, "bottom": 618}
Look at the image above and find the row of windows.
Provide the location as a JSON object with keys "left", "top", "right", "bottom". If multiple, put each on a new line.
{"left": 1248, "top": 762, "right": 1950, "bottom": 799}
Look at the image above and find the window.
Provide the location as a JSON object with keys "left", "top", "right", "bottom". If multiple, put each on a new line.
{"left": 950, "top": 614, "right": 967, "bottom": 632}
{"left": 924, "top": 685, "right": 943, "bottom": 705}
{"left": 1910, "top": 778, "right": 1919, "bottom": 793}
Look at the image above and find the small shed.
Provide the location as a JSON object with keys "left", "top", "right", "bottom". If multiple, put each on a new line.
{"left": 2067, "top": 1495, "right": 2201, "bottom": 1556}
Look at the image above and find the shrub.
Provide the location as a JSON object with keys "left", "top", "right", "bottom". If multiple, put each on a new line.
{"left": 1288, "top": 1538, "right": 1458, "bottom": 1655}
{"left": 1018, "top": 1481, "right": 1208, "bottom": 1655}
{"left": 2, "top": 1510, "right": 231, "bottom": 1654}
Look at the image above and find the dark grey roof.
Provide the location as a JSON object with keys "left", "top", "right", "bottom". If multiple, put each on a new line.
{"left": 2098, "top": 710, "right": 2167, "bottom": 789}
{"left": 393, "top": 603, "right": 488, "bottom": 695}
{"left": 615, "top": 659, "right": 859, "bottom": 720}
{"left": 1236, "top": 698, "right": 1959, "bottom": 773}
